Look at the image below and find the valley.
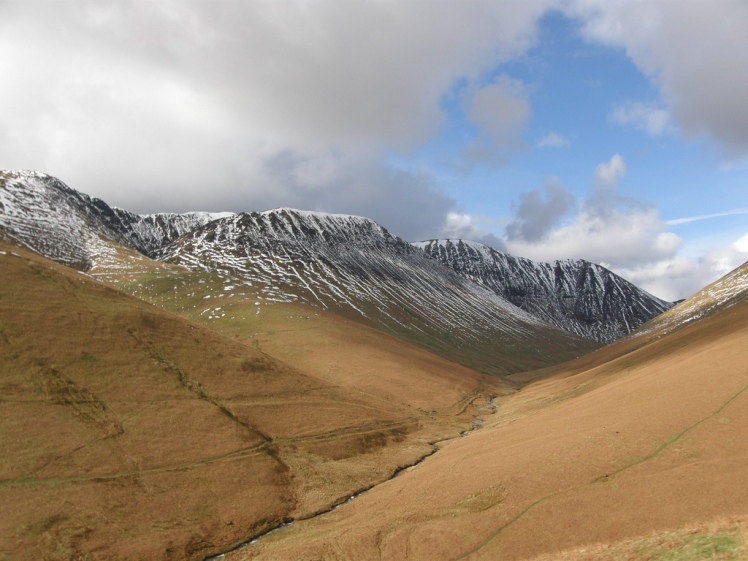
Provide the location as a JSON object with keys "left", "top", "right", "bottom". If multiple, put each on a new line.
{"left": 1, "top": 171, "right": 747, "bottom": 561}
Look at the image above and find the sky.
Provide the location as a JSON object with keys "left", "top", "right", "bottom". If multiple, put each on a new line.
{"left": 1, "top": 0, "right": 747, "bottom": 301}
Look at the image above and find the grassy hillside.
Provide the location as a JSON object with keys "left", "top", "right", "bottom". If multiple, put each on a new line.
{"left": 0, "top": 242, "right": 502, "bottom": 561}
{"left": 232, "top": 276, "right": 748, "bottom": 560}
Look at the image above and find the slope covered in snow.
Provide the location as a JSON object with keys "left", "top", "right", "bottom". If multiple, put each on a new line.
{"left": 634, "top": 260, "right": 748, "bottom": 339}
{"left": 156, "top": 209, "right": 598, "bottom": 374}
{"left": 0, "top": 170, "right": 229, "bottom": 270}
{"left": 415, "top": 239, "right": 673, "bottom": 343}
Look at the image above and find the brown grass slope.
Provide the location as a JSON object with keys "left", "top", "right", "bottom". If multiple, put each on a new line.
{"left": 100, "top": 267, "right": 516, "bottom": 412}
{"left": 234, "top": 270, "right": 748, "bottom": 561}
{"left": 0, "top": 242, "right": 502, "bottom": 561}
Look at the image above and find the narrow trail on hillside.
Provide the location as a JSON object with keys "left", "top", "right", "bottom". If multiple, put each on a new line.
{"left": 450, "top": 381, "right": 748, "bottom": 561}
{"left": 203, "top": 398, "right": 498, "bottom": 561}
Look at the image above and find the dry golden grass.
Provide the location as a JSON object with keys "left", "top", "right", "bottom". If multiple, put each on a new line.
{"left": 526, "top": 516, "right": 748, "bottom": 561}
{"left": 231, "top": 286, "right": 748, "bottom": 561}
{"left": 0, "top": 242, "right": 498, "bottom": 560}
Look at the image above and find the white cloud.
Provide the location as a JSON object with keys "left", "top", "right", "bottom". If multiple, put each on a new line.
{"left": 666, "top": 209, "right": 748, "bottom": 226}
{"left": 569, "top": 0, "right": 748, "bottom": 161}
{"left": 496, "top": 155, "right": 747, "bottom": 300}
{"left": 537, "top": 132, "right": 570, "bottom": 148}
{"left": 503, "top": 199, "right": 747, "bottom": 301}
{"left": 505, "top": 205, "right": 681, "bottom": 271}
{"left": 439, "top": 212, "right": 508, "bottom": 250}
{"left": 618, "top": 238, "right": 748, "bottom": 301}
{"left": 609, "top": 101, "right": 672, "bottom": 136}
{"left": 593, "top": 153, "right": 626, "bottom": 187}
{"left": 733, "top": 233, "right": 748, "bottom": 253}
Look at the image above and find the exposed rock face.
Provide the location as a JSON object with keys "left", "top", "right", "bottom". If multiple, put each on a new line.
{"left": 415, "top": 239, "right": 673, "bottom": 343}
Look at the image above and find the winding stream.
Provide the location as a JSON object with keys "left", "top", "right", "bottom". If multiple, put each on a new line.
{"left": 204, "top": 399, "right": 497, "bottom": 561}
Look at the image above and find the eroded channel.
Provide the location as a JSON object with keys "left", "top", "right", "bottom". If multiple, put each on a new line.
{"left": 204, "top": 399, "right": 498, "bottom": 561}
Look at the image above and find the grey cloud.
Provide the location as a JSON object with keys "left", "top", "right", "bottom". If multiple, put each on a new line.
{"left": 473, "top": 233, "right": 508, "bottom": 252}
{"left": 0, "top": 0, "right": 553, "bottom": 237}
{"left": 464, "top": 75, "right": 532, "bottom": 165}
{"left": 257, "top": 150, "right": 457, "bottom": 242}
{"left": 505, "top": 182, "right": 575, "bottom": 242}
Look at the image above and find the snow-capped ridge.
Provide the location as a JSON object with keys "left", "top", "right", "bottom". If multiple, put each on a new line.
{"left": 415, "top": 238, "right": 674, "bottom": 343}
{"left": 0, "top": 170, "right": 229, "bottom": 268}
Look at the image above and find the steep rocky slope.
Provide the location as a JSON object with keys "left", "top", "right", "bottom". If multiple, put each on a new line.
{"left": 0, "top": 170, "right": 228, "bottom": 269}
{"left": 1, "top": 170, "right": 597, "bottom": 374}
{"left": 416, "top": 238, "right": 673, "bottom": 343}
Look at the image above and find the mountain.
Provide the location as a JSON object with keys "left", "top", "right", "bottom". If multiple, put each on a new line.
{"left": 153, "top": 209, "right": 598, "bottom": 375}
{"left": 0, "top": 170, "right": 229, "bottom": 270}
{"left": 3, "top": 169, "right": 746, "bottom": 561}
{"left": 415, "top": 238, "right": 673, "bottom": 343}
{"left": 0, "top": 171, "right": 599, "bottom": 375}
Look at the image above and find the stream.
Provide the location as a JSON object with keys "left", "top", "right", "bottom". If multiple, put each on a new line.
{"left": 204, "top": 399, "right": 497, "bottom": 561}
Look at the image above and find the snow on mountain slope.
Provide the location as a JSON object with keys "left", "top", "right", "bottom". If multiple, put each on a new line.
{"left": 0, "top": 170, "right": 229, "bottom": 270}
{"left": 156, "top": 209, "right": 598, "bottom": 374}
{"left": 415, "top": 239, "right": 673, "bottom": 344}
{"left": 0, "top": 170, "right": 124, "bottom": 270}
{"left": 634, "top": 260, "right": 748, "bottom": 339}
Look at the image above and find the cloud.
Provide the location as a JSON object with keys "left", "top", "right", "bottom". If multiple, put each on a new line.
{"left": 617, "top": 237, "right": 748, "bottom": 301}
{"left": 500, "top": 155, "right": 687, "bottom": 298}
{"left": 251, "top": 150, "right": 457, "bottom": 242}
{"left": 666, "top": 208, "right": 748, "bottom": 226}
{"left": 505, "top": 181, "right": 576, "bottom": 242}
{"left": 496, "top": 154, "right": 746, "bottom": 300}
{"left": 0, "top": 0, "right": 553, "bottom": 226}
{"left": 734, "top": 233, "right": 748, "bottom": 253}
{"left": 609, "top": 101, "right": 672, "bottom": 136}
{"left": 537, "top": 132, "right": 570, "bottom": 148}
{"left": 593, "top": 153, "right": 626, "bottom": 188}
{"left": 569, "top": 0, "right": 748, "bottom": 161}
{"left": 440, "top": 212, "right": 508, "bottom": 251}
{"left": 505, "top": 204, "right": 681, "bottom": 271}
{"left": 464, "top": 75, "right": 532, "bottom": 164}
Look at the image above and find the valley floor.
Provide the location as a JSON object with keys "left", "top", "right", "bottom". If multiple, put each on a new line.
{"left": 219, "top": 294, "right": 748, "bottom": 561}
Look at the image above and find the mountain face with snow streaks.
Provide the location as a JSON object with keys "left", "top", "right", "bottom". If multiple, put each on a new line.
{"left": 156, "top": 209, "right": 596, "bottom": 374}
{"left": 415, "top": 239, "right": 673, "bottom": 343}
{"left": 1, "top": 169, "right": 671, "bottom": 359}
{"left": 0, "top": 170, "right": 227, "bottom": 269}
